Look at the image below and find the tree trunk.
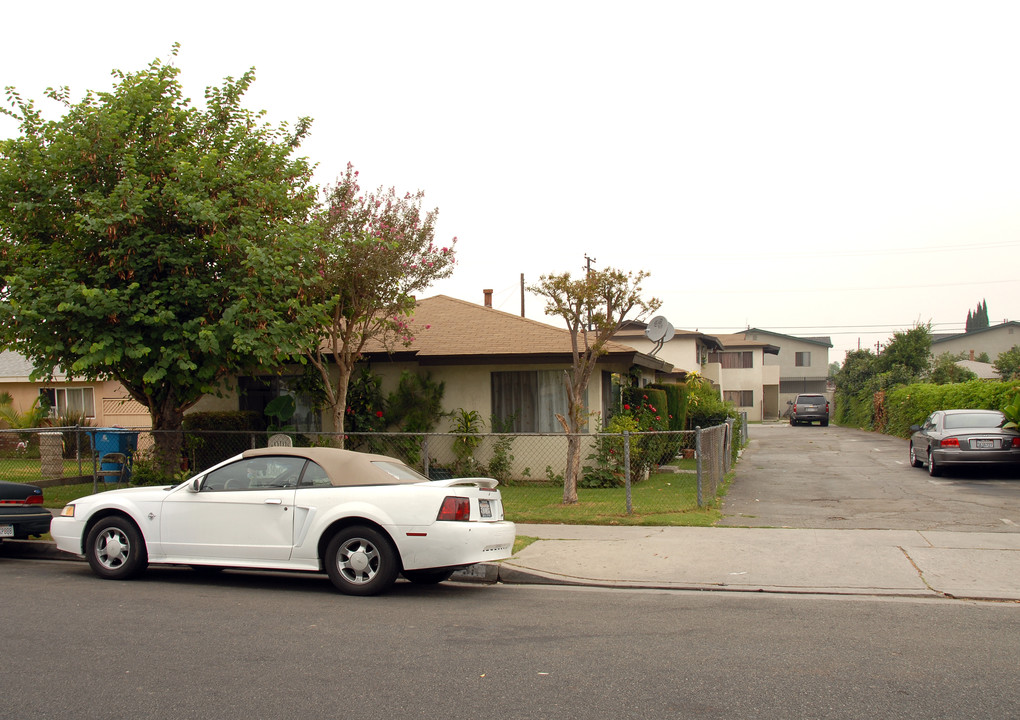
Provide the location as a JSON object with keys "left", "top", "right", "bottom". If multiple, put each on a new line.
{"left": 150, "top": 402, "right": 185, "bottom": 476}
{"left": 329, "top": 364, "right": 353, "bottom": 449}
{"left": 562, "top": 432, "right": 582, "bottom": 504}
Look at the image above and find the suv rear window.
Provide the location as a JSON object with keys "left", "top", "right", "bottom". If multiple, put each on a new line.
{"left": 797, "top": 395, "right": 825, "bottom": 405}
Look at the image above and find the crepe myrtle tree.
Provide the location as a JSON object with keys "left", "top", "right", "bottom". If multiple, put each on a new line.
{"left": 0, "top": 48, "right": 318, "bottom": 473}
{"left": 299, "top": 163, "right": 456, "bottom": 444}
{"left": 530, "top": 267, "right": 660, "bottom": 504}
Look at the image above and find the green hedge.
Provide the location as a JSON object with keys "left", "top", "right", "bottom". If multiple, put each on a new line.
{"left": 884, "top": 381, "right": 1018, "bottom": 437}
{"left": 837, "top": 381, "right": 1018, "bottom": 438}
{"left": 648, "top": 383, "right": 689, "bottom": 431}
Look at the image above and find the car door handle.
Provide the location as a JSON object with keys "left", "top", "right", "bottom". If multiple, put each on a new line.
{"left": 264, "top": 498, "right": 283, "bottom": 505}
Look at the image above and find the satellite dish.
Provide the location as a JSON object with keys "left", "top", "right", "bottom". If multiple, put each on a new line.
{"left": 645, "top": 316, "right": 668, "bottom": 342}
{"left": 661, "top": 322, "right": 675, "bottom": 343}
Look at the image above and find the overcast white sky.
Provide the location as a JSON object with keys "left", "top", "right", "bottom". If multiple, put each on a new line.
{"left": 2, "top": 1, "right": 1017, "bottom": 363}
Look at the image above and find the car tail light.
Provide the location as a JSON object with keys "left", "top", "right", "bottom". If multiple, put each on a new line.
{"left": 940, "top": 437, "right": 960, "bottom": 448}
{"left": 1012, "top": 438, "right": 1020, "bottom": 449}
{"left": 0, "top": 494, "right": 43, "bottom": 505}
{"left": 437, "top": 496, "right": 470, "bottom": 521}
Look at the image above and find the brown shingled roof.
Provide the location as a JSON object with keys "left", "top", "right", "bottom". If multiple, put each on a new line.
{"left": 359, "top": 295, "right": 666, "bottom": 368}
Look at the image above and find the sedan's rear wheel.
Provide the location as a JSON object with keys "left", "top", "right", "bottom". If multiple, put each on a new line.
{"left": 909, "top": 443, "right": 923, "bottom": 468}
{"left": 927, "top": 449, "right": 942, "bottom": 477}
{"left": 85, "top": 516, "right": 148, "bottom": 580}
{"left": 325, "top": 526, "right": 399, "bottom": 596}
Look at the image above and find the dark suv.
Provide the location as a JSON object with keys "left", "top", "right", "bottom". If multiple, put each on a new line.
{"left": 790, "top": 394, "right": 829, "bottom": 426}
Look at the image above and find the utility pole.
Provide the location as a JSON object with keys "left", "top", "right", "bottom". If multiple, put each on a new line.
{"left": 584, "top": 254, "right": 597, "bottom": 330}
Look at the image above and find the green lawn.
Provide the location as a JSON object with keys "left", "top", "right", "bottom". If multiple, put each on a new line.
{"left": 0, "top": 458, "right": 89, "bottom": 483}
{"left": 499, "top": 470, "right": 727, "bottom": 526}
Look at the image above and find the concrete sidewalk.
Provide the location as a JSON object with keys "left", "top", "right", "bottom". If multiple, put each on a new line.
{"left": 5, "top": 525, "right": 1019, "bottom": 602}
{"left": 485, "top": 524, "right": 1020, "bottom": 602}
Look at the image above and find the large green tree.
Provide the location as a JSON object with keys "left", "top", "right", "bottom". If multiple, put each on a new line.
{"left": 300, "top": 163, "right": 455, "bottom": 443}
{"left": 530, "top": 267, "right": 660, "bottom": 504}
{"left": 993, "top": 345, "right": 1020, "bottom": 381}
{"left": 875, "top": 323, "right": 932, "bottom": 384}
{"left": 0, "top": 48, "right": 317, "bottom": 470}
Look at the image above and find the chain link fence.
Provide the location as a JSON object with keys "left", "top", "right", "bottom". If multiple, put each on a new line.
{"left": 1, "top": 416, "right": 744, "bottom": 514}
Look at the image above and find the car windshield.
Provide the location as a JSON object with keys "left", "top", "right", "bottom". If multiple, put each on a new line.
{"left": 944, "top": 413, "right": 1004, "bottom": 430}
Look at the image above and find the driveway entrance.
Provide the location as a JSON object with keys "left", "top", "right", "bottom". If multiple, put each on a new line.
{"left": 718, "top": 423, "right": 1020, "bottom": 532}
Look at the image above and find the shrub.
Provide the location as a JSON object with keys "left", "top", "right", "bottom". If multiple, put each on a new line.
{"left": 182, "top": 411, "right": 262, "bottom": 469}
{"left": 883, "top": 380, "right": 1018, "bottom": 437}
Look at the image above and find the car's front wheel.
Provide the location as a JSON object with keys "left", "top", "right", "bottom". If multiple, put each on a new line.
{"left": 927, "top": 449, "right": 942, "bottom": 477}
{"left": 325, "top": 526, "right": 399, "bottom": 596}
{"left": 402, "top": 567, "right": 457, "bottom": 584}
{"left": 909, "top": 443, "right": 923, "bottom": 468}
{"left": 85, "top": 516, "right": 148, "bottom": 580}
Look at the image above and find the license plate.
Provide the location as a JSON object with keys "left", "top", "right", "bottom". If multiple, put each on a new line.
{"left": 478, "top": 499, "right": 492, "bottom": 518}
{"left": 973, "top": 439, "right": 994, "bottom": 449}
{"left": 0, "top": 524, "right": 13, "bottom": 538}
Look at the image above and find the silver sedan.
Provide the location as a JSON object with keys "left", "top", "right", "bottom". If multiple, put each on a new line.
{"left": 909, "top": 409, "right": 1020, "bottom": 477}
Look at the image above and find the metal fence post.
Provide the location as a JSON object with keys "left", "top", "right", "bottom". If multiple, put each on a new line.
{"left": 623, "top": 430, "right": 632, "bottom": 514}
{"left": 724, "top": 418, "right": 734, "bottom": 473}
{"left": 695, "top": 426, "right": 703, "bottom": 508}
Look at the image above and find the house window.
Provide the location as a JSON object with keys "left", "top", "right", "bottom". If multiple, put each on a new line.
{"left": 41, "top": 387, "right": 96, "bottom": 418}
{"left": 491, "top": 370, "right": 579, "bottom": 433}
{"left": 707, "top": 351, "right": 753, "bottom": 369}
{"left": 724, "top": 390, "right": 753, "bottom": 407}
{"left": 795, "top": 352, "right": 811, "bottom": 367}
{"left": 239, "top": 376, "right": 322, "bottom": 433}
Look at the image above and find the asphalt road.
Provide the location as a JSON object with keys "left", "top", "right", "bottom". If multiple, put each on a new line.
{"left": 3, "top": 559, "right": 1018, "bottom": 720}
{"left": 718, "top": 423, "right": 1020, "bottom": 531}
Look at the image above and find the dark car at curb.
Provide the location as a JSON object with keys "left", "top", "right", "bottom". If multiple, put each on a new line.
{"left": 0, "top": 480, "right": 53, "bottom": 541}
{"left": 909, "top": 409, "right": 1020, "bottom": 477}
{"left": 789, "top": 394, "right": 830, "bottom": 426}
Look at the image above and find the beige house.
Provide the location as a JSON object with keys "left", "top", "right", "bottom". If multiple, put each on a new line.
{"left": 613, "top": 323, "right": 832, "bottom": 421}
{"left": 737, "top": 328, "right": 833, "bottom": 412}
{"left": 0, "top": 350, "right": 150, "bottom": 428}
{"left": 931, "top": 321, "right": 1019, "bottom": 372}
{"left": 194, "top": 294, "right": 672, "bottom": 432}
{"left": 613, "top": 322, "right": 724, "bottom": 384}
{"left": 709, "top": 334, "right": 781, "bottom": 421}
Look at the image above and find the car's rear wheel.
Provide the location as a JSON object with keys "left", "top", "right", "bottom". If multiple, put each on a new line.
{"left": 402, "top": 567, "right": 456, "bottom": 584}
{"left": 325, "top": 526, "right": 399, "bottom": 596}
{"left": 85, "top": 516, "right": 148, "bottom": 580}
{"left": 909, "top": 443, "right": 923, "bottom": 468}
{"left": 927, "top": 449, "right": 942, "bottom": 477}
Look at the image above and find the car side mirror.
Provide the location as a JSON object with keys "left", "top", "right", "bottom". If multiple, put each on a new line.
{"left": 186, "top": 477, "right": 204, "bottom": 493}
{"left": 909, "top": 425, "right": 921, "bottom": 433}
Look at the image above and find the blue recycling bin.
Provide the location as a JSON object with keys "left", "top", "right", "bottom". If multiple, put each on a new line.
{"left": 88, "top": 428, "right": 139, "bottom": 483}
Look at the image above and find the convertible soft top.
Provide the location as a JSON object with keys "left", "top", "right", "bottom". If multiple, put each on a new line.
{"left": 241, "top": 446, "right": 425, "bottom": 487}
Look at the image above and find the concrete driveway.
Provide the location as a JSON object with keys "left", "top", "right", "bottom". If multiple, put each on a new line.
{"left": 717, "top": 423, "right": 1020, "bottom": 532}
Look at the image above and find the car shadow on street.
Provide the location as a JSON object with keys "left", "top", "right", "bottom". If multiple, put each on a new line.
{"left": 59, "top": 562, "right": 492, "bottom": 598}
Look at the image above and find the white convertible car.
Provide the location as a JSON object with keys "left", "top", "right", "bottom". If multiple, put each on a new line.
{"left": 51, "top": 447, "right": 516, "bottom": 596}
